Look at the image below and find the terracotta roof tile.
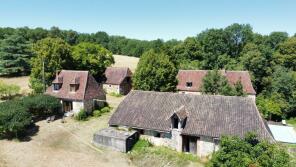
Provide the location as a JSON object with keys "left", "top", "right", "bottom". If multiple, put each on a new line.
{"left": 177, "top": 70, "right": 256, "bottom": 95}
{"left": 46, "top": 70, "right": 105, "bottom": 101}
{"left": 104, "top": 67, "right": 132, "bottom": 85}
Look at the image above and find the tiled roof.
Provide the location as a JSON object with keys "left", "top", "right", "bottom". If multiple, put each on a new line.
{"left": 46, "top": 70, "right": 105, "bottom": 101}
{"left": 109, "top": 90, "right": 273, "bottom": 141}
{"left": 104, "top": 67, "right": 132, "bottom": 85}
{"left": 177, "top": 70, "right": 256, "bottom": 95}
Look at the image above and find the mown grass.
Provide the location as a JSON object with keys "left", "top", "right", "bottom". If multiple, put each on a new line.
{"left": 287, "top": 118, "right": 296, "bottom": 128}
{"left": 129, "top": 139, "right": 204, "bottom": 167}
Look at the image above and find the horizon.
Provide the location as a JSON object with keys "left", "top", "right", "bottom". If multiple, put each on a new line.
{"left": 1, "top": 0, "right": 296, "bottom": 40}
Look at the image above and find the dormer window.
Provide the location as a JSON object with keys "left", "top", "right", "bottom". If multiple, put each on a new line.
{"left": 70, "top": 84, "right": 78, "bottom": 92}
{"left": 186, "top": 82, "right": 192, "bottom": 87}
{"left": 53, "top": 83, "right": 61, "bottom": 91}
{"left": 171, "top": 106, "right": 188, "bottom": 130}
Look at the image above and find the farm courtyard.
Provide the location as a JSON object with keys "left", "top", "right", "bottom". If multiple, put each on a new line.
{"left": 0, "top": 55, "right": 204, "bottom": 167}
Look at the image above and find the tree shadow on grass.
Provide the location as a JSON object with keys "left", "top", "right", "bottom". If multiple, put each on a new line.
{"left": 0, "top": 124, "right": 40, "bottom": 142}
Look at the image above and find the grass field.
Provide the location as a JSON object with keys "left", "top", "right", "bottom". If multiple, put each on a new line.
{"left": 112, "top": 54, "right": 139, "bottom": 72}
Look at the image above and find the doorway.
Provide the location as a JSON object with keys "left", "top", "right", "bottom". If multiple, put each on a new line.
{"left": 183, "top": 136, "right": 199, "bottom": 154}
{"left": 63, "top": 101, "right": 73, "bottom": 112}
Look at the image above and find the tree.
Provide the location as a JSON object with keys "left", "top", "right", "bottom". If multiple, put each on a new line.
{"left": 208, "top": 133, "right": 290, "bottom": 167}
{"left": 30, "top": 37, "right": 73, "bottom": 93}
{"left": 256, "top": 93, "right": 288, "bottom": 120}
{"left": 275, "top": 37, "right": 296, "bottom": 70}
{"left": 0, "top": 100, "right": 32, "bottom": 138}
{"left": 224, "top": 23, "right": 253, "bottom": 57}
{"left": 240, "top": 43, "right": 274, "bottom": 92}
{"left": 266, "top": 32, "right": 288, "bottom": 50}
{"left": 72, "top": 42, "right": 114, "bottom": 79}
{"left": 133, "top": 50, "right": 177, "bottom": 92}
{"left": 0, "top": 32, "right": 32, "bottom": 76}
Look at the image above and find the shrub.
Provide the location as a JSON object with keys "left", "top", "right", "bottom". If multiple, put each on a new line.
{"left": 0, "top": 81, "right": 20, "bottom": 100}
{"left": 20, "top": 94, "right": 61, "bottom": 118}
{"left": 207, "top": 133, "right": 290, "bottom": 167}
{"left": 100, "top": 107, "right": 110, "bottom": 113}
{"left": 0, "top": 100, "right": 32, "bottom": 138}
{"left": 93, "top": 110, "right": 102, "bottom": 117}
{"left": 74, "top": 109, "right": 88, "bottom": 121}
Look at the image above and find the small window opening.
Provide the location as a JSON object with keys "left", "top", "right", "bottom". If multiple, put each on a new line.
{"left": 173, "top": 116, "right": 179, "bottom": 129}
{"left": 70, "top": 84, "right": 78, "bottom": 92}
{"left": 186, "top": 82, "right": 192, "bottom": 87}
{"left": 53, "top": 84, "right": 61, "bottom": 91}
{"left": 154, "top": 132, "right": 161, "bottom": 138}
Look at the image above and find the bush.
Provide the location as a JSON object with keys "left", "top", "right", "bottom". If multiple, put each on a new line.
{"left": 207, "top": 133, "right": 290, "bottom": 167}
{"left": 0, "top": 100, "right": 32, "bottom": 138}
{"left": 93, "top": 110, "right": 102, "bottom": 117}
{"left": 20, "top": 94, "right": 61, "bottom": 118}
{"left": 100, "top": 107, "right": 110, "bottom": 113}
{"left": 93, "top": 107, "right": 111, "bottom": 117}
{"left": 0, "top": 81, "right": 20, "bottom": 99}
{"left": 74, "top": 109, "right": 88, "bottom": 121}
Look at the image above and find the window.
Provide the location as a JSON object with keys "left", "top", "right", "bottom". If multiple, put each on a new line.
{"left": 53, "top": 84, "right": 61, "bottom": 91}
{"left": 70, "top": 84, "right": 78, "bottom": 92}
{"left": 172, "top": 116, "right": 179, "bottom": 129}
{"left": 109, "top": 84, "right": 111, "bottom": 87}
{"left": 154, "top": 132, "right": 161, "bottom": 138}
{"left": 186, "top": 82, "right": 192, "bottom": 87}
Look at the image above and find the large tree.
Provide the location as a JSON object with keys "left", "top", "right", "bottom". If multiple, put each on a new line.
{"left": 30, "top": 37, "right": 73, "bottom": 93}
{"left": 208, "top": 133, "right": 290, "bottom": 167}
{"left": 275, "top": 37, "right": 296, "bottom": 70}
{"left": 0, "top": 32, "right": 32, "bottom": 76}
{"left": 133, "top": 50, "right": 177, "bottom": 92}
{"left": 72, "top": 42, "right": 114, "bottom": 79}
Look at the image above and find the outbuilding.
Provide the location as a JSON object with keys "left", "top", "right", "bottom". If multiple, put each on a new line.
{"left": 93, "top": 127, "right": 139, "bottom": 152}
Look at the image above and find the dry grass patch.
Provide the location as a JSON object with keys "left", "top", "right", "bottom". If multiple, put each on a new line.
{"left": 112, "top": 55, "right": 139, "bottom": 72}
{"left": 0, "top": 76, "right": 31, "bottom": 94}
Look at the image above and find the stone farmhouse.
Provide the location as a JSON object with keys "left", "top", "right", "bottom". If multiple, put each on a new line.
{"left": 103, "top": 67, "right": 132, "bottom": 95}
{"left": 177, "top": 70, "right": 256, "bottom": 100}
{"left": 46, "top": 70, "right": 106, "bottom": 114}
{"left": 109, "top": 90, "right": 273, "bottom": 157}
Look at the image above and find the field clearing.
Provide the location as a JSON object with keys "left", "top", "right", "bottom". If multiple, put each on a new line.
{"left": 0, "top": 76, "right": 31, "bottom": 94}
{"left": 112, "top": 55, "right": 139, "bottom": 72}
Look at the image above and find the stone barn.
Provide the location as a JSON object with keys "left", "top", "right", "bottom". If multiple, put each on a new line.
{"left": 46, "top": 70, "right": 106, "bottom": 115}
{"left": 103, "top": 67, "right": 132, "bottom": 95}
{"left": 109, "top": 90, "right": 274, "bottom": 157}
{"left": 93, "top": 127, "right": 139, "bottom": 152}
{"left": 177, "top": 70, "right": 256, "bottom": 100}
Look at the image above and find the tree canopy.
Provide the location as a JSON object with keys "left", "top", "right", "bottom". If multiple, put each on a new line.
{"left": 208, "top": 133, "right": 290, "bottom": 167}
{"left": 72, "top": 42, "right": 114, "bottom": 79}
{"left": 133, "top": 50, "right": 177, "bottom": 92}
{"left": 30, "top": 37, "right": 73, "bottom": 93}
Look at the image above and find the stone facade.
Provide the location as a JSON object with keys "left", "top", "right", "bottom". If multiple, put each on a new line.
{"left": 135, "top": 128, "right": 218, "bottom": 157}
{"left": 103, "top": 84, "right": 120, "bottom": 94}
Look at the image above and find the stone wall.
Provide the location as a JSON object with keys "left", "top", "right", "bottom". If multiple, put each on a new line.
{"left": 83, "top": 99, "right": 94, "bottom": 113}
{"left": 72, "top": 101, "right": 84, "bottom": 113}
{"left": 103, "top": 84, "right": 120, "bottom": 94}
{"left": 197, "top": 136, "right": 219, "bottom": 157}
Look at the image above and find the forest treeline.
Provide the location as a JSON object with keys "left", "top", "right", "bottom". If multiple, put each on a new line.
{"left": 0, "top": 23, "right": 296, "bottom": 120}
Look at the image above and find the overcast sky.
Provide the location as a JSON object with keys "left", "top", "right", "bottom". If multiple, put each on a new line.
{"left": 0, "top": 0, "right": 295, "bottom": 40}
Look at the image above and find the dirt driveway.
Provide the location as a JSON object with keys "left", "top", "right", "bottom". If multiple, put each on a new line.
{"left": 0, "top": 95, "right": 132, "bottom": 167}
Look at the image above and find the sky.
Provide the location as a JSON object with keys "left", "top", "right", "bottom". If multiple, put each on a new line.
{"left": 0, "top": 0, "right": 295, "bottom": 40}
